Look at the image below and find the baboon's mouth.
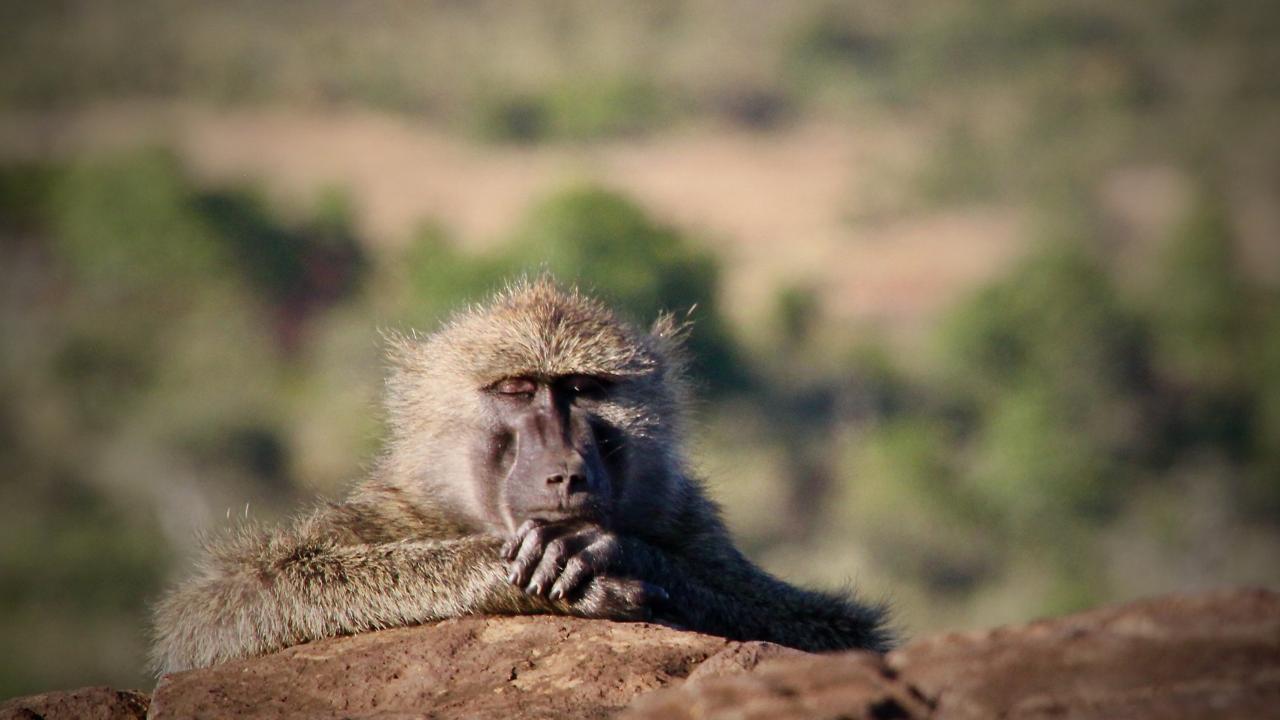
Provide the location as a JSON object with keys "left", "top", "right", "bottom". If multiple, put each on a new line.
{"left": 523, "top": 504, "right": 606, "bottom": 525}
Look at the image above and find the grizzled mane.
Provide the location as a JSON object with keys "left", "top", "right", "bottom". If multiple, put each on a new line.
{"left": 391, "top": 277, "right": 678, "bottom": 387}
{"left": 378, "top": 276, "right": 696, "bottom": 459}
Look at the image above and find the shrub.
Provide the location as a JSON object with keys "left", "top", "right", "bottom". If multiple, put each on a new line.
{"left": 1147, "top": 186, "right": 1246, "bottom": 391}
{"left": 509, "top": 185, "right": 744, "bottom": 389}
{"left": 50, "top": 148, "right": 224, "bottom": 294}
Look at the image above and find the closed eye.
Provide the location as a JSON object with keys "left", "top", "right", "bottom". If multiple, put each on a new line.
{"left": 559, "top": 374, "right": 611, "bottom": 400}
{"left": 492, "top": 377, "right": 537, "bottom": 398}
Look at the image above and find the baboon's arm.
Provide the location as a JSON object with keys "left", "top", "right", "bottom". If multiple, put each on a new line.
{"left": 622, "top": 537, "right": 892, "bottom": 652}
{"left": 150, "top": 519, "right": 534, "bottom": 674}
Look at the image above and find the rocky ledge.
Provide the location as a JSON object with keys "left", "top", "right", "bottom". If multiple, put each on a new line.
{"left": 3, "top": 588, "right": 1277, "bottom": 719}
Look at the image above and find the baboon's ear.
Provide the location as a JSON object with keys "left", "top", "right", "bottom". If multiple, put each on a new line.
{"left": 649, "top": 310, "right": 694, "bottom": 366}
{"left": 378, "top": 328, "right": 424, "bottom": 371}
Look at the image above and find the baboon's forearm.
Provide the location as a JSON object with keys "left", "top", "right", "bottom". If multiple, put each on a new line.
{"left": 620, "top": 538, "right": 891, "bottom": 652}
{"left": 151, "top": 535, "right": 548, "bottom": 673}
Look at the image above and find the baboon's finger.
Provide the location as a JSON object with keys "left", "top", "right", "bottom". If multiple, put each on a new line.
{"left": 526, "top": 537, "right": 570, "bottom": 596}
{"left": 585, "top": 577, "right": 657, "bottom": 621}
{"left": 507, "top": 523, "right": 552, "bottom": 586}
{"left": 502, "top": 519, "right": 544, "bottom": 561}
{"left": 549, "top": 554, "right": 593, "bottom": 601}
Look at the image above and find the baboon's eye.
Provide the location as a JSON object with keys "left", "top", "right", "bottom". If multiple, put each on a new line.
{"left": 493, "top": 377, "right": 537, "bottom": 398}
{"left": 561, "top": 374, "right": 609, "bottom": 400}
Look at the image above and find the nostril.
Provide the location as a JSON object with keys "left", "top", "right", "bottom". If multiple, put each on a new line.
{"left": 546, "top": 474, "right": 565, "bottom": 485}
{"left": 567, "top": 473, "right": 586, "bottom": 490}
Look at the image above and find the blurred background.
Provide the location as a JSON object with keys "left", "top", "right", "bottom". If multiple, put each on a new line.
{"left": 2, "top": 0, "right": 1278, "bottom": 698}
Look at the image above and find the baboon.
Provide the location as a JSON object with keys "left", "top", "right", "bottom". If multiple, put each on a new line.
{"left": 151, "top": 278, "right": 890, "bottom": 673}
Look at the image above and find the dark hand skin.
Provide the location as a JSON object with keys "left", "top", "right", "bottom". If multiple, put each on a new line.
{"left": 501, "top": 518, "right": 670, "bottom": 621}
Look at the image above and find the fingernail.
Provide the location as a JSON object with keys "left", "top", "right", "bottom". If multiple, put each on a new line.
{"left": 530, "top": 583, "right": 542, "bottom": 595}
{"left": 549, "top": 588, "right": 563, "bottom": 601}
{"left": 507, "top": 571, "right": 519, "bottom": 584}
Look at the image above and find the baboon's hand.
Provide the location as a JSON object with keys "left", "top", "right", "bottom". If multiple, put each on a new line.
{"left": 501, "top": 519, "right": 668, "bottom": 619}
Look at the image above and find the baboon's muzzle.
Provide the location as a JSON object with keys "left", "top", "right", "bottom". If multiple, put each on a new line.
{"left": 502, "top": 387, "right": 611, "bottom": 524}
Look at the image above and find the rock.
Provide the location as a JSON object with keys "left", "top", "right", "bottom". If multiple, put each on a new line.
{"left": 0, "top": 686, "right": 149, "bottom": 720}
{"left": 7, "top": 588, "right": 1277, "bottom": 719}
{"left": 148, "top": 615, "right": 780, "bottom": 719}
{"left": 624, "top": 587, "right": 1280, "bottom": 719}
{"left": 685, "top": 641, "right": 809, "bottom": 683}
{"left": 891, "top": 587, "right": 1280, "bottom": 720}
{"left": 625, "top": 652, "right": 932, "bottom": 720}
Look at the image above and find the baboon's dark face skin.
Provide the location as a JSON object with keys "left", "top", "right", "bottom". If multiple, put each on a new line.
{"left": 477, "top": 374, "right": 627, "bottom": 534}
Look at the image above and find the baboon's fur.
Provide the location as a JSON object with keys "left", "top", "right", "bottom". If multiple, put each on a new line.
{"left": 151, "top": 278, "right": 890, "bottom": 673}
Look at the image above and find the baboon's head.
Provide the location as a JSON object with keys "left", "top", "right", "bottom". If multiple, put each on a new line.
{"left": 384, "top": 278, "right": 691, "bottom": 537}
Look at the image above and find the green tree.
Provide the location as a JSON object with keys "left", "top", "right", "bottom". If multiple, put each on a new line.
{"left": 510, "top": 186, "right": 744, "bottom": 390}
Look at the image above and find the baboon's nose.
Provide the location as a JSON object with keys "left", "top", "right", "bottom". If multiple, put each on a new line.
{"left": 545, "top": 455, "right": 589, "bottom": 495}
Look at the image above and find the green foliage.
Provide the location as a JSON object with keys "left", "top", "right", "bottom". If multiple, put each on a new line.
{"left": 939, "top": 242, "right": 1142, "bottom": 407}
{"left": 544, "top": 78, "right": 669, "bottom": 141}
{"left": 970, "top": 383, "right": 1115, "bottom": 526}
{"left": 51, "top": 333, "right": 155, "bottom": 430}
{"left": 855, "top": 242, "right": 1146, "bottom": 561}
{"left": 38, "top": 151, "right": 225, "bottom": 428}
{"left": 50, "top": 148, "right": 225, "bottom": 294}
{"left": 0, "top": 162, "right": 60, "bottom": 233}
{"left": 836, "top": 187, "right": 1278, "bottom": 618}
{"left": 845, "top": 417, "right": 997, "bottom": 595}
{"left": 0, "top": 151, "right": 378, "bottom": 694}
{"left": 512, "top": 187, "right": 704, "bottom": 318}
{"left": 787, "top": 10, "right": 893, "bottom": 74}
{"left": 915, "top": 123, "right": 1000, "bottom": 206}
{"left": 196, "top": 185, "right": 366, "bottom": 309}
{"left": 1148, "top": 186, "right": 1246, "bottom": 389}
{"left": 397, "top": 185, "right": 744, "bottom": 389}
{"left": 1247, "top": 310, "right": 1280, "bottom": 516}
{"left": 0, "top": 474, "right": 168, "bottom": 698}
{"left": 473, "top": 77, "right": 671, "bottom": 143}
{"left": 197, "top": 189, "right": 308, "bottom": 299}
{"left": 773, "top": 283, "right": 821, "bottom": 349}
{"left": 509, "top": 186, "right": 743, "bottom": 389}
{"left": 783, "top": 6, "right": 898, "bottom": 103}
{"left": 400, "top": 221, "right": 513, "bottom": 327}
{"left": 0, "top": 479, "right": 167, "bottom": 614}
{"left": 472, "top": 92, "right": 552, "bottom": 144}
{"left": 45, "top": 148, "right": 365, "bottom": 368}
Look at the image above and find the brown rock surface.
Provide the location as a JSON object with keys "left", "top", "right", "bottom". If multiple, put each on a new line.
{"left": 0, "top": 686, "right": 149, "bottom": 720}
{"left": 891, "top": 587, "right": 1280, "bottom": 720}
{"left": 6, "top": 588, "right": 1277, "bottom": 719}
{"left": 625, "top": 651, "right": 931, "bottom": 720}
{"left": 148, "top": 615, "right": 779, "bottom": 719}
{"left": 626, "top": 587, "right": 1280, "bottom": 719}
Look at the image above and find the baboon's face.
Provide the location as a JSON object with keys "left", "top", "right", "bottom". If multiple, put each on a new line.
{"left": 385, "top": 280, "right": 684, "bottom": 537}
{"left": 475, "top": 373, "right": 628, "bottom": 533}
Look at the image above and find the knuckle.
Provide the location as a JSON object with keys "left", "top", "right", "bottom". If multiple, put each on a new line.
{"left": 563, "top": 557, "right": 587, "bottom": 578}
{"left": 582, "top": 547, "right": 611, "bottom": 570}
{"left": 546, "top": 538, "right": 567, "bottom": 558}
